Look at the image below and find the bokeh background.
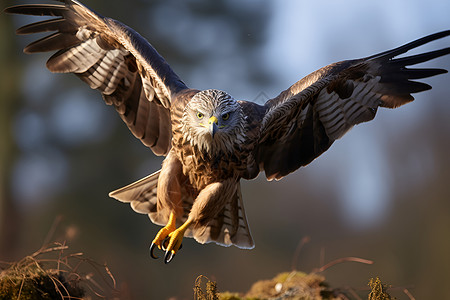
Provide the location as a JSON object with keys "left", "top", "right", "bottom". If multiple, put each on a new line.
{"left": 1, "top": 0, "right": 450, "bottom": 298}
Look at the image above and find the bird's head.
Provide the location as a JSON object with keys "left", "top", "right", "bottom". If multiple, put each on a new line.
{"left": 182, "top": 89, "right": 246, "bottom": 155}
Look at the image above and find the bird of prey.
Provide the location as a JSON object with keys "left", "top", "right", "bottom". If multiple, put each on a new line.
{"left": 5, "top": 0, "right": 450, "bottom": 263}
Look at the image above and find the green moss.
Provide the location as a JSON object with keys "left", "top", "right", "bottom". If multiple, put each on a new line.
{"left": 245, "top": 271, "right": 330, "bottom": 299}
{"left": 218, "top": 291, "right": 243, "bottom": 300}
{"left": 273, "top": 271, "right": 308, "bottom": 283}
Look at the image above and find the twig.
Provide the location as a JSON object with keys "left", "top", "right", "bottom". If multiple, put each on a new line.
{"left": 56, "top": 241, "right": 66, "bottom": 273}
{"left": 315, "top": 257, "right": 374, "bottom": 272}
{"left": 104, "top": 264, "right": 117, "bottom": 289}
{"left": 40, "top": 215, "right": 64, "bottom": 250}
{"left": 291, "top": 236, "right": 310, "bottom": 271}
{"left": 31, "top": 245, "right": 69, "bottom": 258}
{"left": 48, "top": 272, "right": 69, "bottom": 300}
{"left": 16, "top": 274, "right": 25, "bottom": 300}
{"left": 319, "top": 247, "right": 325, "bottom": 269}
{"left": 345, "top": 286, "right": 363, "bottom": 300}
{"left": 71, "top": 257, "right": 118, "bottom": 291}
{"left": 403, "top": 288, "right": 416, "bottom": 300}
{"left": 84, "top": 273, "right": 107, "bottom": 297}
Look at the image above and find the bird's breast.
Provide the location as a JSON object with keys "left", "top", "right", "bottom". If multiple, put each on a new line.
{"left": 172, "top": 119, "right": 256, "bottom": 189}
{"left": 174, "top": 140, "right": 247, "bottom": 190}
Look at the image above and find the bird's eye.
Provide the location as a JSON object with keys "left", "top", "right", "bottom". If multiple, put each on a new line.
{"left": 222, "top": 113, "right": 230, "bottom": 121}
{"left": 197, "top": 112, "right": 204, "bottom": 119}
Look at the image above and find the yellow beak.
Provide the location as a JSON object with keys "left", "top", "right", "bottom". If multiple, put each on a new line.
{"left": 208, "top": 116, "right": 219, "bottom": 137}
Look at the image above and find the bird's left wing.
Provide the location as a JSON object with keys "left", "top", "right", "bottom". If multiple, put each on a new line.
{"left": 257, "top": 30, "right": 450, "bottom": 181}
{"left": 5, "top": 0, "right": 189, "bottom": 155}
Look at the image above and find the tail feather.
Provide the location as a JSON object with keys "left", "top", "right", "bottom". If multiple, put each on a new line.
{"left": 187, "top": 184, "right": 254, "bottom": 249}
{"left": 109, "top": 170, "right": 193, "bottom": 227}
{"left": 109, "top": 170, "right": 166, "bottom": 225}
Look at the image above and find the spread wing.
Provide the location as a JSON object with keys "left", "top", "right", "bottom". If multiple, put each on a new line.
{"left": 5, "top": 0, "right": 189, "bottom": 155}
{"left": 257, "top": 30, "right": 450, "bottom": 180}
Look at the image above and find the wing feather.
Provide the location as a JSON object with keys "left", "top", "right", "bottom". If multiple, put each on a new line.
{"left": 24, "top": 32, "right": 81, "bottom": 53}
{"left": 6, "top": 4, "right": 69, "bottom": 17}
{"left": 16, "top": 18, "right": 71, "bottom": 35}
{"left": 258, "top": 30, "right": 450, "bottom": 180}
{"left": 5, "top": 0, "right": 189, "bottom": 156}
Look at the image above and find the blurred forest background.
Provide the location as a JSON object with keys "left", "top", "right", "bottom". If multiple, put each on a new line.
{"left": 1, "top": 0, "right": 450, "bottom": 298}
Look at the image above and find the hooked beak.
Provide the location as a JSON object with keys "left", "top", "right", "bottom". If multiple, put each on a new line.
{"left": 208, "top": 116, "right": 219, "bottom": 137}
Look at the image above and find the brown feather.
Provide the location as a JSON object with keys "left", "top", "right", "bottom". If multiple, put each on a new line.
{"left": 16, "top": 18, "right": 72, "bottom": 35}
{"left": 258, "top": 31, "right": 450, "bottom": 180}
{"left": 24, "top": 32, "right": 80, "bottom": 53}
{"left": 7, "top": 0, "right": 188, "bottom": 156}
{"left": 4, "top": 4, "right": 68, "bottom": 17}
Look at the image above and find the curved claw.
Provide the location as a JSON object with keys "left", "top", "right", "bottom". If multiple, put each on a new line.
{"left": 161, "top": 236, "right": 170, "bottom": 251}
{"left": 149, "top": 243, "right": 159, "bottom": 259}
{"left": 163, "top": 243, "right": 183, "bottom": 264}
{"left": 164, "top": 250, "right": 175, "bottom": 264}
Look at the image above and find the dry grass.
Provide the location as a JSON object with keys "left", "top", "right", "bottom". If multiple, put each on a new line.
{"left": 0, "top": 242, "right": 119, "bottom": 299}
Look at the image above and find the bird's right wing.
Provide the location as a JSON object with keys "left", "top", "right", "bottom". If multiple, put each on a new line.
{"left": 257, "top": 30, "right": 450, "bottom": 180}
{"left": 5, "top": 0, "right": 189, "bottom": 155}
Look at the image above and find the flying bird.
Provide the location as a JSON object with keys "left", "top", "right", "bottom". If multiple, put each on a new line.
{"left": 5, "top": 0, "right": 450, "bottom": 263}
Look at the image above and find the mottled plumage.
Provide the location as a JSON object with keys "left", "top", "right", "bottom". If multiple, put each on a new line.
{"left": 6, "top": 0, "right": 450, "bottom": 263}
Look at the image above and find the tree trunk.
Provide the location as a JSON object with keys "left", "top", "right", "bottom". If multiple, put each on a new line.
{"left": 0, "top": 1, "right": 22, "bottom": 260}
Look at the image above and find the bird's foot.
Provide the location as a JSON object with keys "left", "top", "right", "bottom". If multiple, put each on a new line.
{"left": 150, "top": 226, "right": 175, "bottom": 259}
{"left": 162, "top": 227, "right": 188, "bottom": 264}
{"left": 149, "top": 214, "right": 192, "bottom": 264}
{"left": 149, "top": 213, "right": 176, "bottom": 260}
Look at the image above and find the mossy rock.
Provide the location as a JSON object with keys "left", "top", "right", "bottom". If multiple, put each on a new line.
{"left": 0, "top": 258, "right": 84, "bottom": 299}
{"left": 242, "top": 271, "right": 338, "bottom": 300}
{"left": 195, "top": 272, "right": 347, "bottom": 300}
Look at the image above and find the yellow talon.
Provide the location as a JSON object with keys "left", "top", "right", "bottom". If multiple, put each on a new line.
{"left": 149, "top": 213, "right": 193, "bottom": 263}
{"left": 150, "top": 213, "right": 176, "bottom": 259}
{"left": 164, "top": 219, "right": 192, "bottom": 264}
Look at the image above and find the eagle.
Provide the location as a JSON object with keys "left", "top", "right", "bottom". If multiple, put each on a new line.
{"left": 5, "top": 0, "right": 450, "bottom": 263}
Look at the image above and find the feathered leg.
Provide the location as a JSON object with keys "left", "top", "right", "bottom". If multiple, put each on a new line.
{"left": 149, "top": 151, "right": 185, "bottom": 262}
{"left": 153, "top": 178, "right": 239, "bottom": 263}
